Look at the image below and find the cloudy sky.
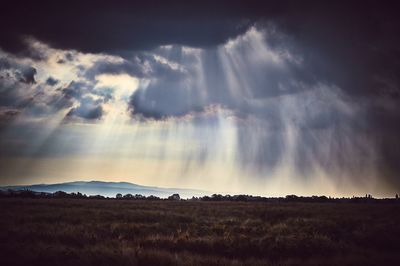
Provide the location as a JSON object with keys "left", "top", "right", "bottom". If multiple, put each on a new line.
{"left": 0, "top": 0, "right": 399, "bottom": 197}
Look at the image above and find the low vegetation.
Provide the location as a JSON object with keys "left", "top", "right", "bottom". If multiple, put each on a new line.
{"left": 1, "top": 198, "right": 400, "bottom": 265}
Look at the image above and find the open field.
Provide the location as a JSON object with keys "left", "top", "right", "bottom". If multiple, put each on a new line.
{"left": 1, "top": 199, "right": 400, "bottom": 265}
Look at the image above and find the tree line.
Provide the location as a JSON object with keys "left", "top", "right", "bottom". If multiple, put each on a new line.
{"left": 0, "top": 189, "right": 399, "bottom": 203}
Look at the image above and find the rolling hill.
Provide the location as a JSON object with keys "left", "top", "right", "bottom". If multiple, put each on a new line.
{"left": 0, "top": 181, "right": 210, "bottom": 198}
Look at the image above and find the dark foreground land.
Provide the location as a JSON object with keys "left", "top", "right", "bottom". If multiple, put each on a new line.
{"left": 1, "top": 199, "right": 400, "bottom": 266}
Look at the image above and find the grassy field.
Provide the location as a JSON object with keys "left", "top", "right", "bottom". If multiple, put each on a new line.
{"left": 1, "top": 199, "right": 400, "bottom": 265}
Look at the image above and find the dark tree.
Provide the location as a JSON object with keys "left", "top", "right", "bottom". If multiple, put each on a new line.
{"left": 168, "top": 194, "right": 180, "bottom": 200}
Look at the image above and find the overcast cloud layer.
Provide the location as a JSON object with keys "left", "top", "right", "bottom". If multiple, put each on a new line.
{"left": 0, "top": 1, "right": 399, "bottom": 196}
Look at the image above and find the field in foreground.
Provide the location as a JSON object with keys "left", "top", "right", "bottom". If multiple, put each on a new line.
{"left": 1, "top": 199, "right": 400, "bottom": 265}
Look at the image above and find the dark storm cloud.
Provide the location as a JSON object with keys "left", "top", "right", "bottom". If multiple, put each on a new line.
{"left": 1, "top": 0, "right": 399, "bottom": 98}
{"left": 84, "top": 50, "right": 195, "bottom": 82}
{"left": 127, "top": 40, "right": 310, "bottom": 120}
{"left": 84, "top": 58, "right": 145, "bottom": 81}
{"left": 17, "top": 66, "right": 36, "bottom": 84}
{"left": 46, "top": 77, "right": 59, "bottom": 86}
{"left": 58, "top": 81, "right": 110, "bottom": 120}
{"left": 2, "top": 0, "right": 394, "bottom": 98}
{"left": 130, "top": 84, "right": 204, "bottom": 120}
{"left": 61, "top": 81, "right": 86, "bottom": 99}
{"left": 0, "top": 58, "right": 37, "bottom": 109}
{"left": 0, "top": 58, "right": 37, "bottom": 84}
{"left": 264, "top": 4, "right": 400, "bottom": 98}
{"left": 0, "top": 0, "right": 263, "bottom": 54}
{"left": 0, "top": 54, "right": 108, "bottom": 122}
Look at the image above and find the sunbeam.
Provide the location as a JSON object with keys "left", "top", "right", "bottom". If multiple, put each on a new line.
{"left": 0, "top": 22, "right": 399, "bottom": 197}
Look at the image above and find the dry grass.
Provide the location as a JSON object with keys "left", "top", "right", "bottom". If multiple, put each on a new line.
{"left": 0, "top": 199, "right": 399, "bottom": 265}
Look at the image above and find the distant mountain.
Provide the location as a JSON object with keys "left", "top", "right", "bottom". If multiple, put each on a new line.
{"left": 0, "top": 181, "right": 210, "bottom": 198}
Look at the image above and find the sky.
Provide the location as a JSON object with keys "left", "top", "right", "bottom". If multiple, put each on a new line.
{"left": 0, "top": 0, "right": 399, "bottom": 197}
